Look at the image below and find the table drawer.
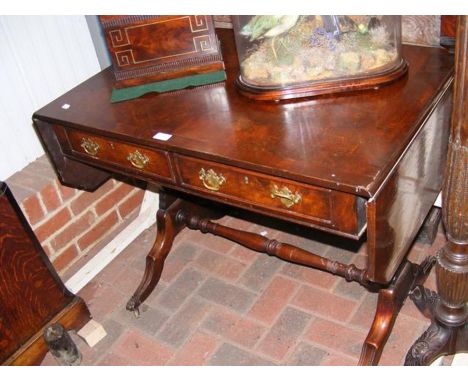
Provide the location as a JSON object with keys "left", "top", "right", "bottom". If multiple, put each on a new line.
{"left": 175, "top": 155, "right": 365, "bottom": 237}
{"left": 64, "top": 129, "right": 174, "bottom": 182}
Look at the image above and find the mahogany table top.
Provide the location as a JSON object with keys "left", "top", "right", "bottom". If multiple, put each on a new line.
{"left": 34, "top": 29, "right": 454, "bottom": 197}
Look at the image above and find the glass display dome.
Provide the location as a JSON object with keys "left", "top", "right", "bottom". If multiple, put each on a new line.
{"left": 233, "top": 15, "right": 407, "bottom": 100}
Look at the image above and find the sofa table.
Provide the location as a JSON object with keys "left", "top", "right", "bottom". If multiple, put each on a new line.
{"left": 32, "top": 29, "right": 454, "bottom": 365}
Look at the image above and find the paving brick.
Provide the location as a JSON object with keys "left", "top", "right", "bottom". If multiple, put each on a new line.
{"left": 189, "top": 229, "right": 235, "bottom": 254}
{"left": 34, "top": 207, "right": 73, "bottom": 243}
{"left": 112, "top": 302, "right": 169, "bottom": 336}
{"left": 77, "top": 319, "right": 125, "bottom": 365}
{"left": 292, "top": 284, "right": 357, "bottom": 322}
{"left": 333, "top": 277, "right": 368, "bottom": 301}
{"left": 379, "top": 315, "right": 426, "bottom": 366}
{"left": 155, "top": 267, "right": 205, "bottom": 312}
{"left": 159, "top": 242, "right": 201, "bottom": 283}
{"left": 168, "top": 330, "right": 220, "bottom": 365}
{"left": 349, "top": 293, "right": 379, "bottom": 330}
{"left": 248, "top": 275, "right": 299, "bottom": 324}
{"left": 227, "top": 245, "right": 259, "bottom": 264}
{"left": 305, "top": 318, "right": 366, "bottom": 358}
{"left": 208, "top": 343, "right": 275, "bottom": 366}
{"left": 257, "top": 307, "right": 311, "bottom": 361}
{"left": 78, "top": 281, "right": 128, "bottom": 322}
{"left": 77, "top": 210, "right": 119, "bottom": 251}
{"left": 49, "top": 210, "right": 95, "bottom": 251}
{"left": 69, "top": 179, "right": 115, "bottom": 215}
{"left": 238, "top": 254, "right": 283, "bottom": 292}
{"left": 280, "top": 262, "right": 337, "bottom": 290}
{"left": 21, "top": 194, "right": 45, "bottom": 226}
{"left": 286, "top": 342, "right": 328, "bottom": 365}
{"left": 39, "top": 182, "right": 61, "bottom": 213}
{"left": 202, "top": 308, "right": 266, "bottom": 348}
{"left": 95, "top": 182, "right": 136, "bottom": 216}
{"left": 197, "top": 277, "right": 257, "bottom": 313}
{"left": 56, "top": 181, "right": 77, "bottom": 202}
{"left": 195, "top": 248, "right": 247, "bottom": 281}
{"left": 7, "top": 171, "right": 51, "bottom": 195}
{"left": 52, "top": 244, "right": 79, "bottom": 272}
{"left": 157, "top": 297, "right": 210, "bottom": 348}
{"left": 118, "top": 188, "right": 145, "bottom": 219}
{"left": 320, "top": 353, "right": 358, "bottom": 366}
{"left": 112, "top": 328, "right": 174, "bottom": 365}
{"left": 96, "top": 352, "right": 132, "bottom": 366}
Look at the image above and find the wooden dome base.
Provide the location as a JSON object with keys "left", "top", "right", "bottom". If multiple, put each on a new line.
{"left": 235, "top": 59, "right": 409, "bottom": 101}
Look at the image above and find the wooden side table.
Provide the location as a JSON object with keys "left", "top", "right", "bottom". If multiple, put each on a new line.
{"left": 32, "top": 28, "right": 455, "bottom": 365}
{"left": 405, "top": 16, "right": 468, "bottom": 366}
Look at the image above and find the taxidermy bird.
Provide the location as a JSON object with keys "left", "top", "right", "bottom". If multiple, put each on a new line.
{"left": 240, "top": 15, "right": 300, "bottom": 60}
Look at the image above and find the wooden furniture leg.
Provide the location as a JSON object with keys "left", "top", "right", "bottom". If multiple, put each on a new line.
{"left": 359, "top": 255, "right": 437, "bottom": 365}
{"left": 405, "top": 16, "right": 468, "bottom": 366}
{"left": 126, "top": 193, "right": 224, "bottom": 315}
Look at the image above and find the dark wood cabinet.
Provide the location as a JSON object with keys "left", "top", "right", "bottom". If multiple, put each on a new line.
{"left": 0, "top": 182, "right": 90, "bottom": 365}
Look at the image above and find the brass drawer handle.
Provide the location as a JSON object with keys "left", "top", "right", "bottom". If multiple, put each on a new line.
{"left": 270, "top": 184, "right": 302, "bottom": 208}
{"left": 127, "top": 150, "right": 150, "bottom": 169}
{"left": 80, "top": 137, "right": 100, "bottom": 156}
{"left": 199, "top": 168, "right": 226, "bottom": 191}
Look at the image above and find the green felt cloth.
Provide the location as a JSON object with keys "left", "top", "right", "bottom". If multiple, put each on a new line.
{"left": 111, "top": 70, "right": 226, "bottom": 103}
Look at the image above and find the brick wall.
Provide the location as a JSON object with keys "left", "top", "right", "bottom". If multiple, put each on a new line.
{"left": 6, "top": 155, "right": 146, "bottom": 276}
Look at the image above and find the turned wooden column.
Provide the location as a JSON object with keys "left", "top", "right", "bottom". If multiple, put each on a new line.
{"left": 405, "top": 15, "right": 468, "bottom": 365}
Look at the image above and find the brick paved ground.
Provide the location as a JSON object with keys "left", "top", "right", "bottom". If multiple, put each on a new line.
{"left": 41, "top": 208, "right": 447, "bottom": 366}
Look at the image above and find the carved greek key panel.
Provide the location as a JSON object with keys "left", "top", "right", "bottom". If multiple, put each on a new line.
{"left": 189, "top": 16, "right": 209, "bottom": 32}
{"left": 193, "top": 35, "right": 215, "bottom": 52}
{"left": 115, "top": 50, "right": 133, "bottom": 67}
{"left": 109, "top": 29, "right": 130, "bottom": 48}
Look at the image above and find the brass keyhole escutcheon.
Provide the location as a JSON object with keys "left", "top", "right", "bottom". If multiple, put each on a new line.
{"left": 127, "top": 150, "right": 150, "bottom": 169}
{"left": 80, "top": 137, "right": 100, "bottom": 156}
{"left": 199, "top": 168, "right": 226, "bottom": 191}
{"left": 270, "top": 184, "right": 302, "bottom": 208}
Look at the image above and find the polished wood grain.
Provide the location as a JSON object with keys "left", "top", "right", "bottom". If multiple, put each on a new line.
{"left": 0, "top": 182, "right": 90, "bottom": 365}
{"left": 32, "top": 29, "right": 454, "bottom": 199}
{"left": 99, "top": 15, "right": 225, "bottom": 89}
{"left": 406, "top": 15, "right": 468, "bottom": 366}
{"left": 33, "top": 120, "right": 110, "bottom": 192}
{"left": 64, "top": 128, "right": 175, "bottom": 182}
{"left": 175, "top": 154, "right": 365, "bottom": 238}
{"left": 366, "top": 86, "right": 452, "bottom": 283}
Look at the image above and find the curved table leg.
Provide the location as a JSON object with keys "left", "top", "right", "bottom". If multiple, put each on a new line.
{"left": 126, "top": 198, "right": 186, "bottom": 315}
{"left": 359, "top": 261, "right": 418, "bottom": 365}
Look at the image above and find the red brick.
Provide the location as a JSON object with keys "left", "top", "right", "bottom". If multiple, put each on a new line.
{"left": 34, "top": 207, "right": 72, "bottom": 243}
{"left": 52, "top": 244, "right": 80, "bottom": 272}
{"left": 195, "top": 248, "right": 247, "bottom": 281}
{"left": 117, "top": 189, "right": 145, "bottom": 219}
{"left": 40, "top": 183, "right": 62, "bottom": 213}
{"left": 50, "top": 211, "right": 96, "bottom": 251}
{"left": 320, "top": 353, "right": 357, "bottom": 366}
{"left": 292, "top": 285, "right": 357, "bottom": 322}
{"left": 202, "top": 308, "right": 266, "bottom": 348}
{"left": 70, "top": 179, "right": 115, "bottom": 215}
{"left": 96, "top": 352, "right": 132, "bottom": 366}
{"left": 248, "top": 275, "right": 298, "bottom": 324}
{"left": 169, "top": 330, "right": 220, "bottom": 365}
{"left": 280, "top": 262, "right": 338, "bottom": 290}
{"left": 257, "top": 307, "right": 311, "bottom": 361}
{"left": 78, "top": 210, "right": 119, "bottom": 251}
{"left": 305, "top": 318, "right": 366, "bottom": 358}
{"left": 111, "top": 328, "right": 174, "bottom": 365}
{"left": 56, "top": 181, "right": 77, "bottom": 202}
{"left": 95, "top": 182, "right": 136, "bottom": 216}
{"left": 21, "top": 194, "right": 45, "bottom": 225}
